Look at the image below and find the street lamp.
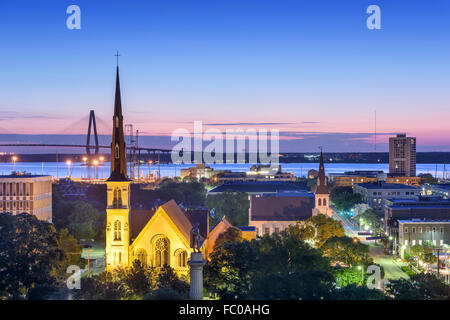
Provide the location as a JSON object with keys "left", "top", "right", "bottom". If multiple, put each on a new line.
{"left": 148, "top": 160, "right": 153, "bottom": 179}
{"left": 66, "top": 160, "right": 72, "bottom": 178}
{"left": 82, "top": 157, "right": 88, "bottom": 178}
{"left": 99, "top": 157, "right": 104, "bottom": 179}
{"left": 93, "top": 160, "right": 98, "bottom": 179}
{"left": 12, "top": 156, "right": 17, "bottom": 172}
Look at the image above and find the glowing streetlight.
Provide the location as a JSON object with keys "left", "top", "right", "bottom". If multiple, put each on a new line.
{"left": 148, "top": 160, "right": 153, "bottom": 178}
{"left": 66, "top": 160, "right": 72, "bottom": 178}
{"left": 11, "top": 156, "right": 18, "bottom": 172}
{"left": 93, "top": 160, "right": 98, "bottom": 179}
{"left": 82, "top": 157, "right": 88, "bottom": 179}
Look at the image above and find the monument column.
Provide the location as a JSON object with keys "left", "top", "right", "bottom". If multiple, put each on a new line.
{"left": 188, "top": 252, "right": 206, "bottom": 300}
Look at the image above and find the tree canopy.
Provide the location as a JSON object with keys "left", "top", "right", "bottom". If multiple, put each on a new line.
{"left": 204, "top": 229, "right": 333, "bottom": 300}
{"left": 357, "top": 209, "right": 383, "bottom": 232}
{"left": 321, "top": 236, "right": 370, "bottom": 267}
{"left": 205, "top": 190, "right": 249, "bottom": 227}
{"left": 330, "top": 187, "right": 363, "bottom": 212}
{"left": 386, "top": 273, "right": 450, "bottom": 300}
{"left": 0, "top": 212, "right": 83, "bottom": 299}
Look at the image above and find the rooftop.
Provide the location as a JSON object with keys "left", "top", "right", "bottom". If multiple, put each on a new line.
{"left": 208, "top": 181, "right": 308, "bottom": 194}
{"left": 398, "top": 219, "right": 450, "bottom": 224}
{"left": 250, "top": 194, "right": 314, "bottom": 221}
{"left": 329, "top": 170, "right": 384, "bottom": 177}
{"left": 354, "top": 182, "right": 419, "bottom": 190}
{"left": 260, "top": 191, "right": 314, "bottom": 198}
{"left": 429, "top": 184, "right": 450, "bottom": 190}
{"left": 386, "top": 197, "right": 450, "bottom": 208}
{"left": 0, "top": 174, "right": 52, "bottom": 179}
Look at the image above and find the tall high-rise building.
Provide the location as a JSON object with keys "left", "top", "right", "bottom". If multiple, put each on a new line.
{"left": 389, "top": 134, "right": 416, "bottom": 177}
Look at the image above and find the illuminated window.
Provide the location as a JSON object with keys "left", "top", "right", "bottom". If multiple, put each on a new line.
{"left": 136, "top": 249, "right": 147, "bottom": 267}
{"left": 114, "top": 220, "right": 122, "bottom": 241}
{"left": 118, "top": 189, "right": 122, "bottom": 207}
{"left": 154, "top": 237, "right": 169, "bottom": 267}
{"left": 175, "top": 250, "right": 187, "bottom": 268}
{"left": 113, "top": 188, "right": 122, "bottom": 208}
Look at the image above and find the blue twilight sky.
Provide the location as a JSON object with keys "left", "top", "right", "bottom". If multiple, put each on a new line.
{"left": 0, "top": 0, "right": 449, "bottom": 152}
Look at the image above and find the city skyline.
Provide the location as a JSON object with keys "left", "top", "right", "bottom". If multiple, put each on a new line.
{"left": 0, "top": 0, "right": 449, "bottom": 152}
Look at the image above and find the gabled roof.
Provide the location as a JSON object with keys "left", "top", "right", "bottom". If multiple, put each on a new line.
{"left": 159, "top": 200, "right": 194, "bottom": 242}
{"left": 130, "top": 209, "right": 156, "bottom": 240}
{"left": 130, "top": 200, "right": 210, "bottom": 250}
{"left": 250, "top": 194, "right": 314, "bottom": 221}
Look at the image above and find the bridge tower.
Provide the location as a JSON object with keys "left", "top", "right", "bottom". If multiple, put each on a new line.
{"left": 86, "top": 110, "right": 99, "bottom": 156}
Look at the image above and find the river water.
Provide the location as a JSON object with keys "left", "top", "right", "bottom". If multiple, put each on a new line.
{"left": 0, "top": 162, "right": 448, "bottom": 179}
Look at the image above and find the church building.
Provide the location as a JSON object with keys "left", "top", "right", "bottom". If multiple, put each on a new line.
{"left": 104, "top": 65, "right": 254, "bottom": 274}
{"left": 313, "top": 150, "right": 331, "bottom": 217}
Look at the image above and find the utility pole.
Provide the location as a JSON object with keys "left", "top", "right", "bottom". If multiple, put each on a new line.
{"left": 158, "top": 152, "right": 161, "bottom": 181}
{"left": 437, "top": 248, "right": 441, "bottom": 278}
{"left": 86, "top": 249, "right": 93, "bottom": 277}
{"left": 56, "top": 152, "right": 59, "bottom": 180}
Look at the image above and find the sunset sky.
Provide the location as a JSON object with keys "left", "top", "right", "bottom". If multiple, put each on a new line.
{"left": 0, "top": 0, "right": 449, "bottom": 152}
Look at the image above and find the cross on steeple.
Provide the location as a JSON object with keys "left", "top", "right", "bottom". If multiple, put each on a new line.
{"left": 114, "top": 51, "right": 121, "bottom": 66}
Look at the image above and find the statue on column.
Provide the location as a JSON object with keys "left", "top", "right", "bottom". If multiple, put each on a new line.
{"left": 188, "top": 222, "right": 205, "bottom": 300}
{"left": 190, "top": 222, "right": 200, "bottom": 253}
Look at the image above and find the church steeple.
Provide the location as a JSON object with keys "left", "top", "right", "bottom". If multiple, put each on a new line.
{"left": 107, "top": 66, "right": 129, "bottom": 182}
{"left": 315, "top": 149, "right": 328, "bottom": 195}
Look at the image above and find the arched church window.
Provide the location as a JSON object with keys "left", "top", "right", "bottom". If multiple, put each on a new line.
{"left": 113, "top": 188, "right": 122, "bottom": 208}
{"left": 154, "top": 237, "right": 169, "bottom": 267}
{"left": 175, "top": 250, "right": 187, "bottom": 268}
{"left": 113, "top": 188, "right": 118, "bottom": 208}
{"left": 318, "top": 198, "right": 322, "bottom": 206}
{"left": 136, "top": 249, "right": 147, "bottom": 267}
{"left": 114, "top": 220, "right": 122, "bottom": 241}
{"left": 323, "top": 198, "right": 327, "bottom": 206}
{"left": 118, "top": 189, "right": 122, "bottom": 207}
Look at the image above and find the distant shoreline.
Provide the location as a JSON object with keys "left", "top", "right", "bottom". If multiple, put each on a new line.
{"left": 1, "top": 152, "right": 450, "bottom": 164}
